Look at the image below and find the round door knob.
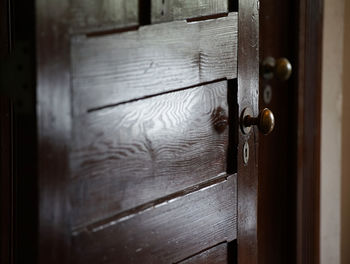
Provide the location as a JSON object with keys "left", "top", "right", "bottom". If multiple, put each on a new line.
{"left": 275, "top": 58, "right": 292, "bottom": 81}
{"left": 241, "top": 108, "right": 275, "bottom": 135}
{"left": 261, "top": 57, "right": 292, "bottom": 81}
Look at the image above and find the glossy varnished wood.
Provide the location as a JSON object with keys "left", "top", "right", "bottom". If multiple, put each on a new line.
{"left": 36, "top": 0, "right": 71, "bottom": 263}
{"left": 71, "top": 13, "right": 237, "bottom": 115}
{"left": 36, "top": 0, "right": 241, "bottom": 263}
{"left": 151, "top": 0, "right": 228, "bottom": 23}
{"left": 70, "top": 0, "right": 138, "bottom": 34}
{"left": 237, "top": 0, "right": 259, "bottom": 263}
{"left": 71, "top": 81, "right": 229, "bottom": 228}
{"left": 72, "top": 175, "right": 237, "bottom": 264}
{"left": 178, "top": 243, "right": 231, "bottom": 264}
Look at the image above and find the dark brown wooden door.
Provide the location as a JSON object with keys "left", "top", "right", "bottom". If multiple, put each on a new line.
{"left": 259, "top": 1, "right": 298, "bottom": 263}
{"left": 36, "top": 0, "right": 259, "bottom": 263}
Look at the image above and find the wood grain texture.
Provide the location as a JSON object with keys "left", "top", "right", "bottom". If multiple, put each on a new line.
{"left": 71, "top": 81, "right": 229, "bottom": 228}
{"left": 151, "top": 0, "right": 228, "bottom": 23}
{"left": 71, "top": 13, "right": 237, "bottom": 115}
{"left": 237, "top": 0, "right": 259, "bottom": 263}
{"left": 72, "top": 175, "right": 237, "bottom": 264}
{"left": 178, "top": 243, "right": 229, "bottom": 264}
{"left": 36, "top": 0, "right": 72, "bottom": 263}
{"left": 70, "top": 0, "right": 138, "bottom": 34}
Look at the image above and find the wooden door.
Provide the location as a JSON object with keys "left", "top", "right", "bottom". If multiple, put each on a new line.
{"left": 259, "top": 1, "right": 323, "bottom": 263}
{"left": 258, "top": 1, "right": 297, "bottom": 263}
{"left": 36, "top": 0, "right": 259, "bottom": 263}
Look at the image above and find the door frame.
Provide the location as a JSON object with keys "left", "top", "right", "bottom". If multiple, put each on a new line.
{"left": 294, "top": 0, "right": 323, "bottom": 263}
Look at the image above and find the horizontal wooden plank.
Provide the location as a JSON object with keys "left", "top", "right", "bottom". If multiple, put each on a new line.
{"left": 71, "top": 12, "right": 237, "bottom": 115}
{"left": 70, "top": 0, "right": 138, "bottom": 34}
{"left": 179, "top": 243, "right": 229, "bottom": 264}
{"left": 71, "top": 81, "right": 229, "bottom": 228}
{"left": 152, "top": 0, "right": 228, "bottom": 23}
{"left": 72, "top": 175, "right": 237, "bottom": 264}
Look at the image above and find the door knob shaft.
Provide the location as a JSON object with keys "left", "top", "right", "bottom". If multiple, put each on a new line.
{"left": 241, "top": 108, "right": 275, "bottom": 135}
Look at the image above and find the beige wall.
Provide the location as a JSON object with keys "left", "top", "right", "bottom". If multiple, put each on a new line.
{"left": 321, "top": 0, "right": 350, "bottom": 263}
{"left": 341, "top": 0, "right": 350, "bottom": 263}
{"left": 321, "top": 0, "right": 344, "bottom": 263}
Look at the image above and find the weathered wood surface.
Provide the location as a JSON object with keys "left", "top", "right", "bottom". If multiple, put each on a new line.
{"left": 71, "top": 13, "right": 237, "bottom": 115}
{"left": 236, "top": 0, "right": 259, "bottom": 263}
{"left": 152, "top": 0, "right": 228, "bottom": 23}
{"left": 70, "top": 0, "right": 138, "bottom": 34}
{"left": 179, "top": 243, "right": 230, "bottom": 264}
{"left": 71, "top": 81, "right": 229, "bottom": 228}
{"left": 72, "top": 175, "right": 237, "bottom": 264}
{"left": 37, "top": 0, "right": 242, "bottom": 263}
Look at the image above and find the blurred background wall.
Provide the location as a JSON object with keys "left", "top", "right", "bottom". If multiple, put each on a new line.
{"left": 341, "top": 0, "right": 350, "bottom": 263}
{"left": 321, "top": 0, "right": 344, "bottom": 263}
{"left": 321, "top": 0, "right": 349, "bottom": 263}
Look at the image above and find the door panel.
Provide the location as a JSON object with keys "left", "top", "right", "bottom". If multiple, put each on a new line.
{"left": 178, "top": 242, "right": 235, "bottom": 264}
{"left": 72, "top": 175, "right": 237, "bottom": 263}
{"left": 36, "top": 0, "right": 259, "bottom": 263}
{"left": 70, "top": 0, "right": 139, "bottom": 34}
{"left": 71, "top": 13, "right": 237, "bottom": 115}
{"left": 71, "top": 82, "right": 229, "bottom": 228}
{"left": 151, "top": 0, "right": 228, "bottom": 23}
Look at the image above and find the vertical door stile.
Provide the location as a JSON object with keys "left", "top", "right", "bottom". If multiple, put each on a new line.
{"left": 237, "top": 0, "right": 259, "bottom": 263}
{"left": 36, "top": 1, "right": 72, "bottom": 263}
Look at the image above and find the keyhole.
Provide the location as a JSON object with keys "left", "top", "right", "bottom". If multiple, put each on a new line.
{"left": 263, "top": 85, "right": 272, "bottom": 104}
{"left": 243, "top": 142, "right": 249, "bottom": 164}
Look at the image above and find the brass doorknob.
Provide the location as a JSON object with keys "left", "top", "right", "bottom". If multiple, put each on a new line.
{"left": 261, "top": 57, "right": 292, "bottom": 81}
{"left": 241, "top": 108, "right": 275, "bottom": 135}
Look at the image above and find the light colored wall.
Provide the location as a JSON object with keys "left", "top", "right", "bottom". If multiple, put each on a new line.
{"left": 341, "top": 0, "right": 350, "bottom": 263}
{"left": 320, "top": 0, "right": 344, "bottom": 263}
